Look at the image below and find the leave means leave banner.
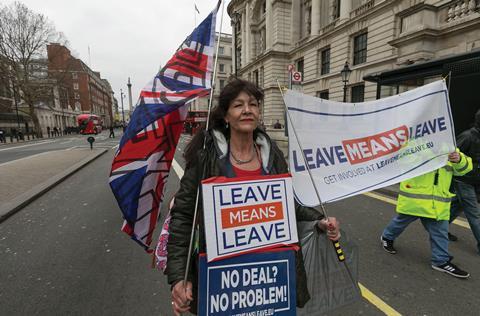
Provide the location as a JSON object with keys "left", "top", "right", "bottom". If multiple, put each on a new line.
{"left": 201, "top": 174, "right": 298, "bottom": 262}
{"left": 285, "top": 80, "right": 456, "bottom": 206}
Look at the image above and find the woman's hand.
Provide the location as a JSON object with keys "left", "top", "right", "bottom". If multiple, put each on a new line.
{"left": 318, "top": 217, "right": 341, "bottom": 241}
{"left": 171, "top": 280, "right": 193, "bottom": 316}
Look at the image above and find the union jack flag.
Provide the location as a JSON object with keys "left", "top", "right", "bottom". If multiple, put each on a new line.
{"left": 109, "top": 2, "right": 220, "bottom": 251}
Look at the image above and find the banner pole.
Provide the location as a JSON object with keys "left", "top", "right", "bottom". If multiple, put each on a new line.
{"left": 183, "top": 0, "right": 224, "bottom": 291}
{"left": 275, "top": 79, "right": 329, "bottom": 218}
{"left": 276, "top": 79, "right": 361, "bottom": 295}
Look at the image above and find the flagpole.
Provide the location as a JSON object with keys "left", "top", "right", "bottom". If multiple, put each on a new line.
{"left": 183, "top": 0, "right": 224, "bottom": 289}
{"left": 275, "top": 79, "right": 361, "bottom": 294}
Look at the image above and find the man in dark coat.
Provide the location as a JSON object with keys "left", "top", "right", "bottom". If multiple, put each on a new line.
{"left": 449, "top": 109, "right": 480, "bottom": 255}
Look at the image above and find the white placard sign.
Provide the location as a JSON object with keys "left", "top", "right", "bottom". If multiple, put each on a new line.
{"left": 201, "top": 174, "right": 298, "bottom": 262}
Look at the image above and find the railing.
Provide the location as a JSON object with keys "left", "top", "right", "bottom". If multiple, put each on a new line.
{"left": 446, "top": 0, "right": 479, "bottom": 22}
{"left": 351, "top": 0, "right": 375, "bottom": 18}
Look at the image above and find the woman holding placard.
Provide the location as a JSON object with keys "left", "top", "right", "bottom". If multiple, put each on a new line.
{"left": 167, "top": 78, "right": 340, "bottom": 315}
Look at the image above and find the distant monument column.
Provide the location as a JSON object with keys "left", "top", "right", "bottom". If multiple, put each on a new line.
{"left": 127, "top": 77, "right": 133, "bottom": 113}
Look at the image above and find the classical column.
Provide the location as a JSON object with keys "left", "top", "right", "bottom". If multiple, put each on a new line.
{"left": 291, "top": 0, "right": 301, "bottom": 42}
{"left": 311, "top": 0, "right": 320, "bottom": 35}
{"left": 245, "top": 3, "right": 251, "bottom": 64}
{"left": 241, "top": 8, "right": 247, "bottom": 67}
{"left": 266, "top": 0, "right": 273, "bottom": 49}
{"left": 127, "top": 77, "right": 133, "bottom": 112}
{"left": 339, "top": 0, "right": 352, "bottom": 21}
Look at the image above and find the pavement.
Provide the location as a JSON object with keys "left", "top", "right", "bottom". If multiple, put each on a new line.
{"left": 0, "top": 134, "right": 52, "bottom": 145}
{"left": 0, "top": 147, "right": 108, "bottom": 222}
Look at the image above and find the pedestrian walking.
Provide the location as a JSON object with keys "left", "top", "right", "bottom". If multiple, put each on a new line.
{"left": 381, "top": 150, "right": 472, "bottom": 278}
{"left": 273, "top": 119, "right": 282, "bottom": 129}
{"left": 109, "top": 126, "right": 115, "bottom": 138}
{"left": 0, "top": 128, "right": 5, "bottom": 143}
{"left": 448, "top": 110, "right": 480, "bottom": 255}
{"left": 47, "top": 126, "right": 51, "bottom": 138}
{"left": 53, "top": 126, "right": 58, "bottom": 137}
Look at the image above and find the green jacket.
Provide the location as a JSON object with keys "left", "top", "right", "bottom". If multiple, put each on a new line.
{"left": 166, "top": 128, "right": 323, "bottom": 312}
{"left": 396, "top": 150, "right": 472, "bottom": 220}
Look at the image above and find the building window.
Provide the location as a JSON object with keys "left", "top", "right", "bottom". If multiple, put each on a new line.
{"left": 219, "top": 63, "right": 225, "bottom": 72}
{"left": 236, "top": 47, "right": 242, "bottom": 73}
{"left": 319, "top": 47, "right": 330, "bottom": 75}
{"left": 72, "top": 72, "right": 78, "bottom": 79}
{"left": 306, "top": 6, "right": 312, "bottom": 36}
{"left": 296, "top": 58, "right": 304, "bottom": 76}
{"left": 74, "top": 93, "right": 80, "bottom": 100}
{"left": 260, "top": 66, "right": 264, "bottom": 88}
{"left": 73, "top": 83, "right": 79, "bottom": 90}
{"left": 351, "top": 84, "right": 365, "bottom": 102}
{"left": 333, "top": 0, "right": 341, "bottom": 19}
{"left": 353, "top": 32, "right": 368, "bottom": 65}
{"left": 219, "top": 79, "right": 225, "bottom": 90}
{"left": 253, "top": 70, "right": 259, "bottom": 87}
{"left": 219, "top": 46, "right": 224, "bottom": 55}
{"left": 316, "top": 90, "right": 329, "bottom": 100}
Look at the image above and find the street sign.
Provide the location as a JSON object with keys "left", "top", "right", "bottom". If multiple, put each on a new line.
{"left": 291, "top": 71, "right": 302, "bottom": 83}
{"left": 287, "top": 64, "right": 294, "bottom": 73}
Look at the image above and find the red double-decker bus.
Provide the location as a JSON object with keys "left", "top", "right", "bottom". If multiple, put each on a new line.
{"left": 184, "top": 110, "right": 208, "bottom": 135}
{"left": 77, "top": 114, "right": 102, "bottom": 135}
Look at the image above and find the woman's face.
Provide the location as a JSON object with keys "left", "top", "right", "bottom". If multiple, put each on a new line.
{"left": 225, "top": 91, "right": 260, "bottom": 134}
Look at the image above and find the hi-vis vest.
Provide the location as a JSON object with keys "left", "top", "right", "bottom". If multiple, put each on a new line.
{"left": 396, "top": 151, "right": 472, "bottom": 220}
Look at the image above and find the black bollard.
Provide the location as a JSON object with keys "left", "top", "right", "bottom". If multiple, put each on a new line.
{"left": 87, "top": 136, "right": 95, "bottom": 150}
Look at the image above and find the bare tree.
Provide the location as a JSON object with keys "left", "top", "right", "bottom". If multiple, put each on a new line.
{"left": 0, "top": 1, "right": 68, "bottom": 137}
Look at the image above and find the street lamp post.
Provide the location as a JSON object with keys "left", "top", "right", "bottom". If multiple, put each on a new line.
{"left": 120, "top": 89, "right": 126, "bottom": 131}
{"left": 340, "top": 61, "right": 352, "bottom": 102}
{"left": 11, "top": 80, "right": 21, "bottom": 129}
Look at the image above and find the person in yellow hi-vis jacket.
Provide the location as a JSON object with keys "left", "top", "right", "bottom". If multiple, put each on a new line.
{"left": 381, "top": 150, "right": 472, "bottom": 278}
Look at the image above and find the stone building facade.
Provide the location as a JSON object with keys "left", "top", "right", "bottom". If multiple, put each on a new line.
{"left": 227, "top": 0, "right": 480, "bottom": 135}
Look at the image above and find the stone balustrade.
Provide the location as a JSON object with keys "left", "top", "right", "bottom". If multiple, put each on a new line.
{"left": 351, "top": 0, "right": 376, "bottom": 18}
{"left": 446, "top": 0, "right": 479, "bottom": 22}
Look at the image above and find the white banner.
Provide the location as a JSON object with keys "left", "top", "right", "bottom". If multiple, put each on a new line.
{"left": 285, "top": 80, "right": 456, "bottom": 206}
{"left": 201, "top": 174, "right": 298, "bottom": 262}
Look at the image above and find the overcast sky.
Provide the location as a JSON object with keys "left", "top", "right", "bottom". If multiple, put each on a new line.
{"left": 5, "top": 0, "right": 232, "bottom": 107}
